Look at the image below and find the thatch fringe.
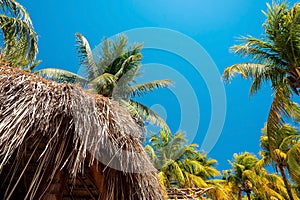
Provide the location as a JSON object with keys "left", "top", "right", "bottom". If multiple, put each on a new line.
{"left": 0, "top": 66, "right": 164, "bottom": 199}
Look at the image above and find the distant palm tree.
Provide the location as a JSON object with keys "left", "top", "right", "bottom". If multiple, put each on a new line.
{"left": 35, "top": 34, "right": 172, "bottom": 132}
{"left": 222, "top": 3, "right": 300, "bottom": 199}
{"left": 223, "top": 152, "right": 289, "bottom": 200}
{"left": 259, "top": 124, "right": 300, "bottom": 199}
{"left": 145, "top": 130, "right": 232, "bottom": 199}
{"left": 0, "top": 0, "right": 38, "bottom": 70}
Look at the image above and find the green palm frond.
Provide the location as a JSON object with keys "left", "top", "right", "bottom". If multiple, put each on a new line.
{"left": 34, "top": 68, "right": 87, "bottom": 84}
{"left": 185, "top": 172, "right": 207, "bottom": 188}
{"left": 158, "top": 171, "right": 169, "bottom": 187}
{"left": 128, "top": 100, "right": 171, "bottom": 133}
{"left": 75, "top": 33, "right": 97, "bottom": 80}
{"left": 263, "top": 2, "right": 300, "bottom": 66}
{"left": 205, "top": 180, "right": 235, "bottom": 200}
{"left": 0, "top": 0, "right": 33, "bottom": 24}
{"left": 114, "top": 53, "right": 142, "bottom": 79}
{"left": 145, "top": 144, "right": 159, "bottom": 166}
{"left": 169, "top": 160, "right": 185, "bottom": 186}
{"left": 267, "top": 84, "right": 300, "bottom": 157}
{"left": 287, "top": 143, "right": 300, "bottom": 185}
{"left": 279, "top": 134, "right": 300, "bottom": 152}
{"left": 127, "top": 79, "right": 173, "bottom": 97}
{"left": 231, "top": 36, "right": 287, "bottom": 66}
{"left": 117, "top": 98, "right": 145, "bottom": 127}
{"left": 0, "top": 14, "right": 38, "bottom": 69}
{"left": 89, "top": 73, "right": 117, "bottom": 96}
{"left": 223, "top": 63, "right": 285, "bottom": 95}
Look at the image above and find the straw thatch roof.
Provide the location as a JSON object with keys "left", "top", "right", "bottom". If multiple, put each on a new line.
{"left": 167, "top": 188, "right": 213, "bottom": 199}
{"left": 0, "top": 65, "right": 164, "bottom": 199}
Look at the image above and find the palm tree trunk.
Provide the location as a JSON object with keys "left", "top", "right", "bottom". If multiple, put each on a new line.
{"left": 246, "top": 192, "right": 251, "bottom": 200}
{"left": 238, "top": 188, "right": 242, "bottom": 200}
{"left": 278, "top": 164, "right": 294, "bottom": 200}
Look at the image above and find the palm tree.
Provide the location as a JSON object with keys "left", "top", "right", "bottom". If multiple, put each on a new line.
{"left": 145, "top": 130, "right": 232, "bottom": 199}
{"left": 222, "top": 3, "right": 300, "bottom": 199}
{"left": 35, "top": 34, "right": 172, "bottom": 132}
{"left": 259, "top": 123, "right": 300, "bottom": 198}
{"left": 0, "top": 0, "right": 38, "bottom": 70}
{"left": 223, "top": 152, "right": 289, "bottom": 200}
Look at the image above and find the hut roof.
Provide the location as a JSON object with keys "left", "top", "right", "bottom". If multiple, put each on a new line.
{"left": 0, "top": 66, "right": 164, "bottom": 199}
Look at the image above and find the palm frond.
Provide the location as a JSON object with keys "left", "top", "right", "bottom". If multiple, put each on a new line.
{"left": 263, "top": 2, "right": 300, "bottom": 67}
{"left": 128, "top": 100, "right": 171, "bottom": 133}
{"left": 0, "top": 0, "right": 33, "bottom": 25}
{"left": 75, "top": 33, "right": 97, "bottom": 80}
{"left": 267, "top": 84, "right": 300, "bottom": 158}
{"left": 127, "top": 79, "right": 173, "bottom": 98}
{"left": 184, "top": 172, "right": 207, "bottom": 188}
{"left": 88, "top": 73, "right": 116, "bottom": 96}
{"left": 0, "top": 14, "right": 38, "bottom": 69}
{"left": 231, "top": 36, "right": 287, "bottom": 66}
{"left": 34, "top": 68, "right": 87, "bottom": 84}
{"left": 223, "top": 63, "right": 284, "bottom": 95}
{"left": 286, "top": 143, "right": 300, "bottom": 185}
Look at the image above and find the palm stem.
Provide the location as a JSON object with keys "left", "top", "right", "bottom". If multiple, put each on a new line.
{"left": 278, "top": 164, "right": 294, "bottom": 200}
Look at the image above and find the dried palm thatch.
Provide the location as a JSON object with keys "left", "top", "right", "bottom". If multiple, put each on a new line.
{"left": 0, "top": 65, "right": 164, "bottom": 199}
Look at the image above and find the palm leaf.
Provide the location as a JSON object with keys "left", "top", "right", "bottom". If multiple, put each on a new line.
{"left": 223, "top": 63, "right": 285, "bottom": 95}
{"left": 0, "top": 14, "right": 38, "bottom": 69}
{"left": 267, "top": 84, "right": 300, "bottom": 158}
{"left": 127, "top": 79, "right": 173, "bottom": 98}
{"left": 184, "top": 172, "right": 207, "bottom": 188}
{"left": 75, "top": 33, "right": 97, "bottom": 80}
{"left": 128, "top": 100, "right": 171, "bottom": 133}
{"left": 0, "top": 0, "right": 33, "bottom": 25}
{"left": 88, "top": 73, "right": 116, "bottom": 96}
{"left": 286, "top": 143, "right": 300, "bottom": 185}
{"left": 231, "top": 36, "right": 287, "bottom": 67}
{"left": 34, "top": 68, "right": 87, "bottom": 84}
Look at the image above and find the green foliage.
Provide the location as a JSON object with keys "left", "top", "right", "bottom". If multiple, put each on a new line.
{"left": 145, "top": 130, "right": 233, "bottom": 199}
{"left": 224, "top": 152, "right": 290, "bottom": 200}
{"left": 0, "top": 0, "right": 38, "bottom": 70}
{"left": 287, "top": 143, "right": 300, "bottom": 186}
{"left": 35, "top": 34, "right": 172, "bottom": 132}
{"left": 222, "top": 3, "right": 300, "bottom": 198}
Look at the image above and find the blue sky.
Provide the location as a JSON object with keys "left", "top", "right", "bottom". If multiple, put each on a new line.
{"left": 19, "top": 0, "right": 298, "bottom": 170}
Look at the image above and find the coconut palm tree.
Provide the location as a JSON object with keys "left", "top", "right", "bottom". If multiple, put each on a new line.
{"left": 35, "top": 34, "right": 172, "bottom": 132}
{"left": 0, "top": 0, "right": 38, "bottom": 70}
{"left": 222, "top": 3, "right": 300, "bottom": 199}
{"left": 145, "top": 130, "right": 232, "bottom": 199}
{"left": 259, "top": 123, "right": 300, "bottom": 198}
{"left": 223, "top": 152, "right": 289, "bottom": 200}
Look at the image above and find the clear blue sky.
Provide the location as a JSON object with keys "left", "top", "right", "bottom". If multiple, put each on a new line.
{"left": 19, "top": 0, "right": 299, "bottom": 170}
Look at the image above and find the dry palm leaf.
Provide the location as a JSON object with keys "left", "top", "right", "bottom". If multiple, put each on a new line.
{"left": 0, "top": 65, "right": 164, "bottom": 200}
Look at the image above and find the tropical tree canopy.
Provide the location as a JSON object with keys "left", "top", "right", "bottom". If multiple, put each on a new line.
{"left": 145, "top": 130, "right": 233, "bottom": 199}
{"left": 222, "top": 3, "right": 300, "bottom": 195}
{"left": 224, "top": 152, "right": 289, "bottom": 200}
{"left": 35, "top": 34, "right": 172, "bottom": 132}
{"left": 0, "top": 0, "right": 38, "bottom": 70}
{"left": 259, "top": 124, "right": 300, "bottom": 169}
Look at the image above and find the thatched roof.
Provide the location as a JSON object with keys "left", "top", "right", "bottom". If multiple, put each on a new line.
{"left": 0, "top": 66, "right": 164, "bottom": 199}
{"left": 167, "top": 188, "right": 213, "bottom": 199}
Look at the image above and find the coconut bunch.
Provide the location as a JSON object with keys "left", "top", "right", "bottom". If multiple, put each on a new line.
{"left": 0, "top": 66, "right": 164, "bottom": 199}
